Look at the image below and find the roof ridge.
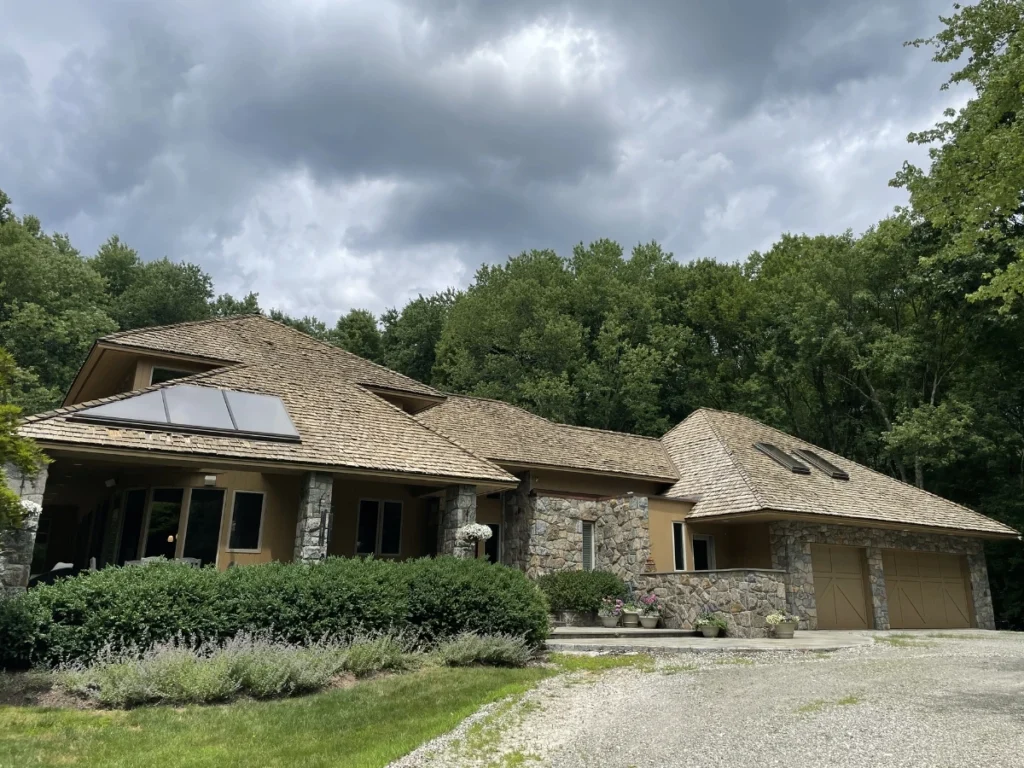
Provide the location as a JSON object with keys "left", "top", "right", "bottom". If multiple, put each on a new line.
{"left": 103, "top": 314, "right": 256, "bottom": 341}
{"left": 23, "top": 365, "right": 248, "bottom": 425}
{"left": 699, "top": 409, "right": 769, "bottom": 509}
{"left": 443, "top": 392, "right": 665, "bottom": 442}
{"left": 351, "top": 386, "right": 515, "bottom": 483}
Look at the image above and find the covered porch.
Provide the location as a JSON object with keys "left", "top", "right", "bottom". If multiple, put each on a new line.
{"left": 13, "top": 448, "right": 505, "bottom": 589}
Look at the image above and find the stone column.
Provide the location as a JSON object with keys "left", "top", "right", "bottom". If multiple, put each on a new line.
{"left": 293, "top": 472, "right": 334, "bottom": 563}
{"left": 769, "top": 523, "right": 816, "bottom": 629}
{"left": 864, "top": 547, "right": 890, "bottom": 630}
{"left": 1, "top": 462, "right": 49, "bottom": 597}
{"left": 439, "top": 485, "right": 476, "bottom": 557}
{"left": 967, "top": 551, "right": 996, "bottom": 629}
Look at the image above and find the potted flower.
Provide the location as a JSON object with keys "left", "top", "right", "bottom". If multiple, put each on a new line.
{"left": 598, "top": 596, "right": 623, "bottom": 628}
{"left": 621, "top": 600, "right": 641, "bottom": 628}
{"left": 765, "top": 612, "right": 800, "bottom": 639}
{"left": 695, "top": 612, "right": 727, "bottom": 638}
{"left": 638, "top": 593, "right": 661, "bottom": 628}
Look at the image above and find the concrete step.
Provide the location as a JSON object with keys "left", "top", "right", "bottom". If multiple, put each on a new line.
{"left": 549, "top": 626, "right": 696, "bottom": 640}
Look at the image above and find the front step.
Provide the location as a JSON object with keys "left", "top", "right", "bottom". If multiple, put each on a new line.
{"left": 549, "top": 626, "right": 696, "bottom": 640}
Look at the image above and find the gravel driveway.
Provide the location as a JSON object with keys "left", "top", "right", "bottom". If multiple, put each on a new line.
{"left": 393, "top": 632, "right": 1024, "bottom": 768}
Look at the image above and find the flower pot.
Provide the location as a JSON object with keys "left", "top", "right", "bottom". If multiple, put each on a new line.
{"left": 774, "top": 621, "right": 797, "bottom": 639}
{"left": 699, "top": 625, "right": 720, "bottom": 638}
{"left": 622, "top": 611, "right": 640, "bottom": 628}
{"left": 600, "top": 614, "right": 620, "bottom": 628}
{"left": 639, "top": 615, "right": 660, "bottom": 629}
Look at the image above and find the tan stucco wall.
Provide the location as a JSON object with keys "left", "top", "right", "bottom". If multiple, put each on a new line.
{"left": 688, "top": 521, "right": 773, "bottom": 569}
{"left": 327, "top": 479, "right": 432, "bottom": 560}
{"left": 648, "top": 498, "right": 693, "bottom": 572}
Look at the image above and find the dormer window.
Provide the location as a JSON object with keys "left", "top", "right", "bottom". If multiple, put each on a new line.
{"left": 150, "top": 367, "right": 192, "bottom": 386}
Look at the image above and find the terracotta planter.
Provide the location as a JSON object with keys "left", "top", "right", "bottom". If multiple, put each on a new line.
{"left": 639, "top": 615, "right": 660, "bottom": 629}
{"left": 773, "top": 621, "right": 797, "bottom": 639}
{"left": 699, "top": 625, "right": 720, "bottom": 638}
{"left": 622, "top": 611, "right": 640, "bottom": 628}
{"left": 600, "top": 614, "right": 620, "bottom": 628}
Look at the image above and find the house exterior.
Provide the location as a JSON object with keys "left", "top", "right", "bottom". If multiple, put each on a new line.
{"left": 1, "top": 315, "right": 1018, "bottom": 636}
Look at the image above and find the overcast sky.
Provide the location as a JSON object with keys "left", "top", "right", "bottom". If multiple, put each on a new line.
{"left": 1, "top": 0, "right": 964, "bottom": 321}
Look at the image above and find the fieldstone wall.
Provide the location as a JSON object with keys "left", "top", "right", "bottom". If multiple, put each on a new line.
{"left": 439, "top": 485, "right": 477, "bottom": 557}
{"left": 293, "top": 471, "right": 334, "bottom": 562}
{"left": 0, "top": 463, "right": 49, "bottom": 596}
{"left": 502, "top": 487, "right": 650, "bottom": 580}
{"left": 769, "top": 520, "right": 994, "bottom": 630}
{"left": 634, "top": 569, "right": 787, "bottom": 638}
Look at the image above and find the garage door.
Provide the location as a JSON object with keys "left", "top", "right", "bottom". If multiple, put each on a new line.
{"left": 811, "top": 544, "right": 871, "bottom": 629}
{"left": 883, "top": 550, "right": 972, "bottom": 629}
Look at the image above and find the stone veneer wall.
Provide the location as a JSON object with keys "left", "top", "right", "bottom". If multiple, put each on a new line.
{"left": 439, "top": 484, "right": 477, "bottom": 557}
{"left": 0, "top": 463, "right": 49, "bottom": 596}
{"left": 293, "top": 471, "right": 334, "bottom": 562}
{"left": 768, "top": 520, "right": 995, "bottom": 630}
{"left": 502, "top": 489, "right": 650, "bottom": 580}
{"left": 634, "top": 569, "right": 788, "bottom": 638}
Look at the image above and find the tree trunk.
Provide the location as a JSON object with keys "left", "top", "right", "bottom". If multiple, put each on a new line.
{"left": 914, "top": 456, "right": 924, "bottom": 489}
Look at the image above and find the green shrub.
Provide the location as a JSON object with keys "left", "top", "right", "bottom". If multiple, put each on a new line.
{"left": 432, "top": 632, "right": 534, "bottom": 667}
{"left": 1, "top": 556, "right": 549, "bottom": 668}
{"left": 341, "top": 633, "right": 418, "bottom": 678}
{"left": 536, "top": 570, "right": 626, "bottom": 613}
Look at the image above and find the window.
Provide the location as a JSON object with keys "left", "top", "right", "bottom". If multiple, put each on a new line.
{"left": 150, "top": 367, "right": 191, "bottom": 386}
{"left": 117, "top": 489, "right": 147, "bottom": 564}
{"left": 182, "top": 488, "right": 226, "bottom": 566}
{"left": 581, "top": 521, "right": 595, "bottom": 571}
{"left": 356, "top": 500, "right": 403, "bottom": 556}
{"left": 672, "top": 521, "right": 685, "bottom": 571}
{"left": 145, "top": 488, "right": 185, "bottom": 559}
{"left": 228, "top": 491, "right": 265, "bottom": 551}
{"left": 692, "top": 534, "right": 716, "bottom": 571}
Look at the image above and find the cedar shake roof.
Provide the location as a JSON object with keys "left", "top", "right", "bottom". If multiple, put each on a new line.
{"left": 21, "top": 316, "right": 515, "bottom": 485}
{"left": 661, "top": 408, "right": 1018, "bottom": 537}
{"left": 417, "top": 394, "right": 680, "bottom": 482}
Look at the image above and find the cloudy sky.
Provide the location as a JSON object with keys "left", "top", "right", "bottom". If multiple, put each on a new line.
{"left": 1, "top": 0, "right": 965, "bottom": 321}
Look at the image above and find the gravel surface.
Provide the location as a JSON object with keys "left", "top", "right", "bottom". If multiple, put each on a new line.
{"left": 391, "top": 632, "right": 1024, "bottom": 768}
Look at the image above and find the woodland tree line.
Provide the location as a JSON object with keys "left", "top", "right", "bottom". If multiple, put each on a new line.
{"left": 1, "top": 1, "right": 1023, "bottom": 624}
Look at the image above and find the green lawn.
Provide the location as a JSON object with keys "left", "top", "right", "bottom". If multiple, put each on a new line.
{"left": 0, "top": 666, "right": 553, "bottom": 768}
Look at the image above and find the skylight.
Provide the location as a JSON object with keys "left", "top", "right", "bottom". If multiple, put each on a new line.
{"left": 71, "top": 384, "right": 300, "bottom": 442}
{"left": 793, "top": 448, "right": 850, "bottom": 480}
{"left": 753, "top": 442, "right": 810, "bottom": 474}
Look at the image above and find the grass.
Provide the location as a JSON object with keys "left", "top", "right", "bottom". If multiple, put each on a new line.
{"left": 926, "top": 632, "right": 985, "bottom": 640}
{"left": 547, "top": 653, "right": 655, "bottom": 674}
{"left": 875, "top": 633, "right": 936, "bottom": 648}
{"left": 796, "top": 694, "right": 862, "bottom": 714}
{"left": 0, "top": 666, "right": 552, "bottom": 768}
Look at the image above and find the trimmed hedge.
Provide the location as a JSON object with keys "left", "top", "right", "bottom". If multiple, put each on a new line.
{"left": 536, "top": 570, "right": 626, "bottom": 613}
{"left": 0, "top": 556, "right": 549, "bottom": 669}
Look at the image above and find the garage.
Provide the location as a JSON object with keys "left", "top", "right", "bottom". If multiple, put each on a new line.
{"left": 811, "top": 544, "right": 871, "bottom": 629}
{"left": 883, "top": 550, "right": 972, "bottom": 629}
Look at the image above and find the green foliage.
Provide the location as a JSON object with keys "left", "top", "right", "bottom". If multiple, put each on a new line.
{"left": 0, "top": 349, "right": 49, "bottom": 529}
{"left": 0, "top": 557, "right": 550, "bottom": 669}
{"left": 333, "top": 308, "right": 384, "bottom": 362}
{"left": 535, "top": 570, "right": 626, "bottom": 613}
{"left": 432, "top": 632, "right": 534, "bottom": 668}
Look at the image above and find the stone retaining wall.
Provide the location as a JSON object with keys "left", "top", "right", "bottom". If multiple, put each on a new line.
{"left": 634, "top": 569, "right": 788, "bottom": 638}
{"left": 768, "top": 520, "right": 994, "bottom": 630}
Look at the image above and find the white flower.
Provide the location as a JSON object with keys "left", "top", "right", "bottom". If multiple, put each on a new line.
{"left": 20, "top": 499, "right": 42, "bottom": 515}
{"left": 455, "top": 523, "right": 493, "bottom": 544}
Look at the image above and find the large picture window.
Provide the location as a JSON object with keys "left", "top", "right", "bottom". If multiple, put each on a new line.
{"left": 228, "top": 491, "right": 265, "bottom": 551}
{"left": 356, "top": 499, "right": 403, "bottom": 556}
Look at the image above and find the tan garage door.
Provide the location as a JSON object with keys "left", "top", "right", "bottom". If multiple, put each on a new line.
{"left": 883, "top": 550, "right": 972, "bottom": 629}
{"left": 811, "top": 544, "right": 871, "bottom": 629}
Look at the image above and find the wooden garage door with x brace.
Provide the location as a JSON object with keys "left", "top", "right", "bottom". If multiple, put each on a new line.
{"left": 883, "top": 550, "right": 973, "bottom": 629}
{"left": 811, "top": 544, "right": 871, "bottom": 630}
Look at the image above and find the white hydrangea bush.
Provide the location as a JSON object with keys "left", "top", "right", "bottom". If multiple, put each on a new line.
{"left": 455, "top": 523, "right": 493, "bottom": 544}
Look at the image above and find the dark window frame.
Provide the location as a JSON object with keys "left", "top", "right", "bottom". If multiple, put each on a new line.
{"left": 227, "top": 490, "right": 266, "bottom": 553}
{"left": 355, "top": 498, "right": 404, "bottom": 557}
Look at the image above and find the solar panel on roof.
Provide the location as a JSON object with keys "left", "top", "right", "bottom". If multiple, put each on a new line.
{"left": 224, "top": 389, "right": 299, "bottom": 438}
{"left": 753, "top": 442, "right": 810, "bottom": 474}
{"left": 71, "top": 385, "right": 300, "bottom": 442}
{"left": 164, "top": 385, "right": 235, "bottom": 430}
{"left": 793, "top": 448, "right": 850, "bottom": 480}
{"left": 76, "top": 390, "right": 169, "bottom": 424}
